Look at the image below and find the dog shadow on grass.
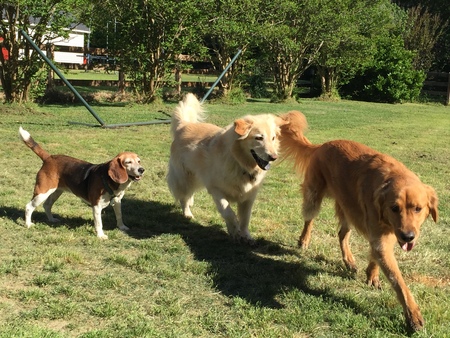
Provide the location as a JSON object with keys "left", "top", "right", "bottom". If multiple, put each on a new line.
{"left": 120, "top": 197, "right": 407, "bottom": 333}
{"left": 0, "top": 199, "right": 406, "bottom": 333}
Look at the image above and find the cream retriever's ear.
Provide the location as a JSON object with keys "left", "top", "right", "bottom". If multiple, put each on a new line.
{"left": 426, "top": 185, "right": 439, "bottom": 222}
{"left": 108, "top": 156, "right": 129, "bottom": 184}
{"left": 234, "top": 119, "right": 253, "bottom": 137}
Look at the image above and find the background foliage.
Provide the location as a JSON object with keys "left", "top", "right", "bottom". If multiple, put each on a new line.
{"left": 0, "top": 0, "right": 448, "bottom": 103}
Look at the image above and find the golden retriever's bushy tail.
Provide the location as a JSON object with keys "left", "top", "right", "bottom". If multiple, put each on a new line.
{"left": 171, "top": 93, "right": 206, "bottom": 135}
{"left": 19, "top": 126, "right": 51, "bottom": 161}
{"left": 279, "top": 111, "right": 319, "bottom": 176}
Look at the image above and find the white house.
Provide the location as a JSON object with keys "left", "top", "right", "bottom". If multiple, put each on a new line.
{"left": 48, "top": 23, "right": 90, "bottom": 66}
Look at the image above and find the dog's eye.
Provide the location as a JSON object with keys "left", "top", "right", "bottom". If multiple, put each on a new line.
{"left": 391, "top": 205, "right": 400, "bottom": 213}
{"left": 272, "top": 136, "right": 275, "bottom": 141}
{"left": 255, "top": 136, "right": 264, "bottom": 141}
{"left": 414, "top": 207, "right": 422, "bottom": 213}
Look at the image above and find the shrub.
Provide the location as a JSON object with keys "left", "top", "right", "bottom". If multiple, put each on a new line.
{"left": 246, "top": 73, "right": 269, "bottom": 98}
{"left": 341, "top": 36, "right": 425, "bottom": 103}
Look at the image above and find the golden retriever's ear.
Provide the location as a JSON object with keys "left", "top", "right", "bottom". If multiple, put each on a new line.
{"left": 234, "top": 119, "right": 253, "bottom": 137}
{"left": 374, "top": 180, "right": 390, "bottom": 222}
{"left": 275, "top": 116, "right": 289, "bottom": 127}
{"left": 426, "top": 185, "right": 439, "bottom": 222}
{"left": 108, "top": 155, "right": 129, "bottom": 184}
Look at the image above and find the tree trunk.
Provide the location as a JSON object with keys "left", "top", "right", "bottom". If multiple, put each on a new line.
{"left": 46, "top": 44, "right": 54, "bottom": 90}
{"left": 174, "top": 67, "right": 182, "bottom": 95}
{"left": 318, "top": 66, "right": 339, "bottom": 100}
{"left": 118, "top": 69, "right": 125, "bottom": 93}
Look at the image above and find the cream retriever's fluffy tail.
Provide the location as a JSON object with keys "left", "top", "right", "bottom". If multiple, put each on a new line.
{"left": 19, "top": 126, "right": 51, "bottom": 161}
{"left": 171, "top": 93, "right": 205, "bottom": 135}
{"left": 279, "top": 111, "right": 319, "bottom": 175}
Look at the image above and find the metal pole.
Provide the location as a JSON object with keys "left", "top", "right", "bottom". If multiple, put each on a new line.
{"left": 201, "top": 49, "right": 242, "bottom": 103}
{"left": 19, "top": 29, "right": 106, "bottom": 127}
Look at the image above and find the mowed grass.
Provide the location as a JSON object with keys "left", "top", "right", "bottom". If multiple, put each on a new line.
{"left": 0, "top": 97, "right": 449, "bottom": 337}
{"left": 62, "top": 69, "right": 216, "bottom": 83}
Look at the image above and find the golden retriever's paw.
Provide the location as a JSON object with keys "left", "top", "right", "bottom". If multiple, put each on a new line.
{"left": 239, "top": 236, "right": 256, "bottom": 246}
{"left": 297, "top": 238, "right": 309, "bottom": 249}
{"left": 344, "top": 260, "right": 358, "bottom": 272}
{"left": 230, "top": 233, "right": 256, "bottom": 246}
{"left": 406, "top": 308, "right": 424, "bottom": 332}
{"left": 97, "top": 233, "right": 109, "bottom": 240}
{"left": 183, "top": 211, "right": 194, "bottom": 219}
{"left": 366, "top": 276, "right": 381, "bottom": 289}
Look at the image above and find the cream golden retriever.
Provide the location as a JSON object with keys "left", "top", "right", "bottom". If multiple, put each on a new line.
{"left": 167, "top": 94, "right": 287, "bottom": 243}
{"left": 279, "top": 111, "right": 438, "bottom": 331}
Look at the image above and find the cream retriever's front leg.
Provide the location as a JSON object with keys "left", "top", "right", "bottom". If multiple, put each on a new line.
{"left": 112, "top": 199, "right": 129, "bottom": 231}
{"left": 92, "top": 205, "right": 108, "bottom": 239}
{"left": 212, "top": 196, "right": 240, "bottom": 239}
{"left": 237, "top": 199, "right": 255, "bottom": 244}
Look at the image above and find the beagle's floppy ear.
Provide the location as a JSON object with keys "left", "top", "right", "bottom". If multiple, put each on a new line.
{"left": 108, "top": 155, "right": 129, "bottom": 184}
{"left": 234, "top": 118, "right": 253, "bottom": 138}
{"left": 426, "top": 185, "right": 439, "bottom": 222}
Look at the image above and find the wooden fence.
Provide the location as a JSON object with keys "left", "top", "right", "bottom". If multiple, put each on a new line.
{"left": 422, "top": 72, "right": 450, "bottom": 105}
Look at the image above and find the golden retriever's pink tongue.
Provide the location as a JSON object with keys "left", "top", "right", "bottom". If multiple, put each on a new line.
{"left": 401, "top": 242, "right": 415, "bottom": 251}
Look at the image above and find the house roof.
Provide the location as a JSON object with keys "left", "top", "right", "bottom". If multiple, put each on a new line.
{"left": 27, "top": 16, "right": 90, "bottom": 33}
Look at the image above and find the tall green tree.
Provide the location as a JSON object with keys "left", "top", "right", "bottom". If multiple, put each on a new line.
{"left": 257, "top": 0, "right": 324, "bottom": 102}
{"left": 0, "top": 1, "right": 79, "bottom": 103}
{"left": 202, "top": 0, "right": 261, "bottom": 97}
{"left": 86, "top": 0, "right": 204, "bottom": 102}
{"left": 314, "top": 0, "right": 397, "bottom": 100}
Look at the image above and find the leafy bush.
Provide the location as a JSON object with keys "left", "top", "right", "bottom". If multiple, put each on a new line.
{"left": 219, "top": 87, "right": 247, "bottom": 105}
{"left": 341, "top": 36, "right": 425, "bottom": 103}
{"left": 245, "top": 73, "right": 270, "bottom": 98}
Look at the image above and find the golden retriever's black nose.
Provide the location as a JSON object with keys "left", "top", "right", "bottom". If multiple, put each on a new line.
{"left": 400, "top": 231, "right": 415, "bottom": 242}
{"left": 139, "top": 168, "right": 145, "bottom": 174}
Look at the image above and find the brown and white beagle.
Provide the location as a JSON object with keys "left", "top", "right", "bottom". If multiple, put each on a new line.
{"left": 19, "top": 127, "right": 144, "bottom": 239}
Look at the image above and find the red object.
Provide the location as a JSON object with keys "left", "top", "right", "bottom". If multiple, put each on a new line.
{"left": 0, "top": 37, "right": 9, "bottom": 60}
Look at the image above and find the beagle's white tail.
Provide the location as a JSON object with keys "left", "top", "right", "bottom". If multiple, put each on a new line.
{"left": 19, "top": 127, "right": 51, "bottom": 161}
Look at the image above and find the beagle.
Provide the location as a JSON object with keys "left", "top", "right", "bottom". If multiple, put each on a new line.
{"left": 19, "top": 127, "right": 145, "bottom": 239}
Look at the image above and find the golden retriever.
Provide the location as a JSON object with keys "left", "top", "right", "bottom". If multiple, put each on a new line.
{"left": 279, "top": 111, "right": 438, "bottom": 331}
{"left": 167, "top": 94, "right": 287, "bottom": 243}
{"left": 19, "top": 127, "right": 144, "bottom": 239}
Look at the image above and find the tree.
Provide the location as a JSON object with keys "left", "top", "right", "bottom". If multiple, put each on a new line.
{"left": 395, "top": 0, "right": 450, "bottom": 72}
{"left": 202, "top": 0, "right": 261, "bottom": 97}
{"left": 0, "top": 1, "right": 79, "bottom": 103}
{"left": 257, "top": 0, "right": 324, "bottom": 102}
{"left": 314, "top": 0, "right": 397, "bottom": 100}
{"left": 403, "top": 5, "right": 448, "bottom": 72}
{"left": 86, "top": 0, "right": 205, "bottom": 102}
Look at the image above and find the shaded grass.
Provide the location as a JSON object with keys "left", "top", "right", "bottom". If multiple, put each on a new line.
{"left": 0, "top": 98, "right": 449, "bottom": 337}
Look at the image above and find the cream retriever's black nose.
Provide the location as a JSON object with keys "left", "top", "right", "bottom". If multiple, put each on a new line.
{"left": 268, "top": 154, "right": 278, "bottom": 161}
{"left": 139, "top": 167, "right": 145, "bottom": 174}
{"left": 400, "top": 231, "right": 415, "bottom": 242}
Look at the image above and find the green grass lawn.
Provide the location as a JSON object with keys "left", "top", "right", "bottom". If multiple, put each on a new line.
{"left": 0, "top": 97, "right": 449, "bottom": 337}
{"left": 61, "top": 69, "right": 216, "bottom": 83}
